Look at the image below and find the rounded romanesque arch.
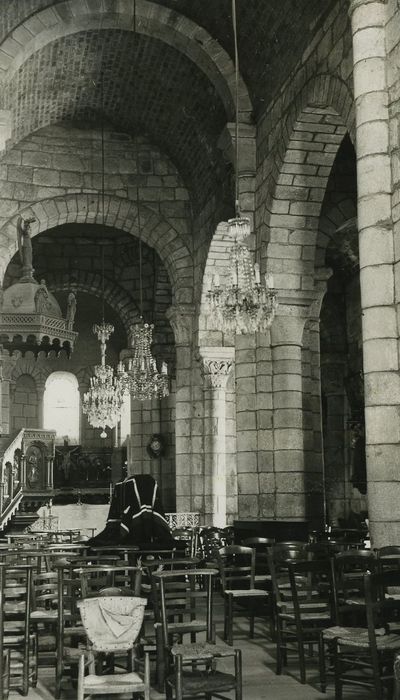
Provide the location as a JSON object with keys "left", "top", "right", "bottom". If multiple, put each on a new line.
{"left": 0, "top": 193, "right": 193, "bottom": 306}
{"left": 46, "top": 271, "right": 141, "bottom": 338}
{"left": 259, "top": 74, "right": 355, "bottom": 292}
{"left": 0, "top": 0, "right": 252, "bottom": 123}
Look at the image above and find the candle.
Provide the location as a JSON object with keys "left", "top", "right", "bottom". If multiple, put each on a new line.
{"left": 254, "top": 263, "right": 261, "bottom": 284}
{"left": 161, "top": 361, "right": 168, "bottom": 375}
{"left": 266, "top": 273, "right": 274, "bottom": 289}
{"left": 214, "top": 272, "right": 220, "bottom": 287}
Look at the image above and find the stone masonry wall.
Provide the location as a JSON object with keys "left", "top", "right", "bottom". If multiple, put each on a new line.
{"left": 241, "top": 0, "right": 354, "bottom": 523}
{"left": 11, "top": 373, "right": 38, "bottom": 431}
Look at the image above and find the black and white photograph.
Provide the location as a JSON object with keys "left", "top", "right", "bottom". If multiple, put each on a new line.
{"left": 0, "top": 0, "right": 399, "bottom": 698}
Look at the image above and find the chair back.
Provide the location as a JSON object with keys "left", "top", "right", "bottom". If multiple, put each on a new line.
{"left": 273, "top": 541, "right": 308, "bottom": 563}
{"left": 78, "top": 595, "right": 146, "bottom": 652}
{"left": 199, "top": 527, "right": 227, "bottom": 562}
{"left": 172, "top": 528, "right": 198, "bottom": 557}
{"left": 333, "top": 549, "right": 377, "bottom": 622}
{"left": 153, "top": 568, "right": 217, "bottom": 647}
{"left": 242, "top": 537, "right": 274, "bottom": 576}
{"left": 287, "top": 558, "right": 335, "bottom": 618}
{"left": 75, "top": 565, "right": 142, "bottom": 598}
{"left": 364, "top": 570, "right": 400, "bottom": 688}
{"left": 217, "top": 545, "right": 256, "bottom": 590}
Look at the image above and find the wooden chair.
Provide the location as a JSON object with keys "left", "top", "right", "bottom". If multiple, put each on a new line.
{"left": 154, "top": 568, "right": 242, "bottom": 700}
{"left": 147, "top": 558, "right": 207, "bottom": 690}
{"left": 199, "top": 527, "right": 227, "bottom": 564}
{"left": 377, "top": 545, "right": 400, "bottom": 575}
{"left": 320, "top": 550, "right": 378, "bottom": 692}
{"left": 217, "top": 545, "right": 269, "bottom": 645}
{"left": 172, "top": 528, "right": 198, "bottom": 557}
{"left": 333, "top": 569, "right": 400, "bottom": 699}
{"left": 54, "top": 560, "right": 86, "bottom": 698}
{"left": 3, "top": 564, "right": 37, "bottom": 695}
{"left": 276, "top": 558, "right": 335, "bottom": 687}
{"left": 77, "top": 594, "right": 150, "bottom": 700}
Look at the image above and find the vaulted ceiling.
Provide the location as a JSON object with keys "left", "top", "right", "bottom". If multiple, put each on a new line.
{"left": 0, "top": 0, "right": 338, "bottom": 207}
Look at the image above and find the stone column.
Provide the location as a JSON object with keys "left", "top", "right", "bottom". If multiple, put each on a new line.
{"left": 349, "top": 0, "right": 399, "bottom": 545}
{"left": 166, "top": 304, "right": 198, "bottom": 514}
{"left": 36, "top": 380, "right": 46, "bottom": 429}
{"left": 199, "top": 347, "right": 234, "bottom": 527}
{"left": 0, "top": 351, "right": 18, "bottom": 436}
{"left": 270, "top": 292, "right": 320, "bottom": 524}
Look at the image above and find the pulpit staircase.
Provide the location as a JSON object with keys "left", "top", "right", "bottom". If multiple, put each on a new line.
{"left": 0, "top": 427, "right": 55, "bottom": 535}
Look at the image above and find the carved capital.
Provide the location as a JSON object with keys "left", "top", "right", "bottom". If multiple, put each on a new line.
{"left": 166, "top": 304, "right": 197, "bottom": 346}
{"left": 198, "top": 346, "right": 234, "bottom": 390}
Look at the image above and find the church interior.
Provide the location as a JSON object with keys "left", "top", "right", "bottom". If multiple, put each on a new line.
{"left": 0, "top": 0, "right": 399, "bottom": 698}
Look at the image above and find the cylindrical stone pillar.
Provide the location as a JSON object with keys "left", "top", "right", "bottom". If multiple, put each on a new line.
{"left": 166, "top": 304, "right": 198, "bottom": 515}
{"left": 271, "top": 316, "right": 308, "bottom": 521}
{"left": 350, "top": 0, "right": 399, "bottom": 545}
{"left": 199, "top": 347, "right": 234, "bottom": 527}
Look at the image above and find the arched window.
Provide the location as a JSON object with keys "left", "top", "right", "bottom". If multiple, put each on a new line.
{"left": 43, "top": 372, "right": 80, "bottom": 445}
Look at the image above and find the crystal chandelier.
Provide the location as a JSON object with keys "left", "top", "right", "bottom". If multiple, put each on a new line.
{"left": 126, "top": 320, "right": 169, "bottom": 401}
{"left": 123, "top": 17, "right": 170, "bottom": 402}
{"left": 82, "top": 75, "right": 128, "bottom": 437}
{"left": 207, "top": 236, "right": 278, "bottom": 334}
{"left": 207, "top": 0, "right": 278, "bottom": 334}
{"left": 82, "top": 323, "right": 128, "bottom": 438}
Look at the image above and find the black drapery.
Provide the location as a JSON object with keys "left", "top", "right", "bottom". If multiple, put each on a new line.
{"left": 87, "top": 474, "right": 175, "bottom": 548}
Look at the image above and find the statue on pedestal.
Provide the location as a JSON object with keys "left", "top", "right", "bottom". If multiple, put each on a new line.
{"left": 17, "top": 215, "right": 35, "bottom": 280}
{"left": 66, "top": 292, "right": 77, "bottom": 329}
{"left": 34, "top": 279, "right": 49, "bottom": 313}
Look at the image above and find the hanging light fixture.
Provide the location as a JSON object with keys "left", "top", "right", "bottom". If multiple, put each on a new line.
{"left": 82, "top": 74, "right": 128, "bottom": 438}
{"left": 124, "top": 0, "right": 169, "bottom": 402}
{"left": 207, "top": 0, "right": 278, "bottom": 334}
{"left": 124, "top": 170, "right": 169, "bottom": 401}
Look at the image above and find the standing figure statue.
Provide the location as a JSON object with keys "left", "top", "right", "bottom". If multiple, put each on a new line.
{"left": 66, "top": 291, "right": 77, "bottom": 329}
{"left": 34, "top": 279, "right": 49, "bottom": 313}
{"left": 17, "top": 215, "right": 35, "bottom": 280}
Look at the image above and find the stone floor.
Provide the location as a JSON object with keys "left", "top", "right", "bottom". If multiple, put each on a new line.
{"left": 10, "top": 603, "right": 378, "bottom": 699}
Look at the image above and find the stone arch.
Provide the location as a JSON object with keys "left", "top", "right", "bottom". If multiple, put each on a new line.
{"left": 0, "top": 193, "right": 193, "bottom": 304}
{"left": 262, "top": 74, "right": 355, "bottom": 292}
{"left": 0, "top": 0, "right": 252, "bottom": 122}
{"left": 44, "top": 270, "right": 141, "bottom": 338}
{"left": 11, "top": 356, "right": 49, "bottom": 387}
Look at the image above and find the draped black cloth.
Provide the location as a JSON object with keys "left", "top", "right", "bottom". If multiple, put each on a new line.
{"left": 87, "top": 474, "right": 176, "bottom": 548}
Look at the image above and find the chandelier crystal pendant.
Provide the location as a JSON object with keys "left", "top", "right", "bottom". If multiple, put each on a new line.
{"left": 207, "top": 243, "right": 278, "bottom": 335}
{"left": 82, "top": 323, "right": 128, "bottom": 438}
{"left": 206, "top": 0, "right": 278, "bottom": 335}
{"left": 126, "top": 320, "right": 169, "bottom": 402}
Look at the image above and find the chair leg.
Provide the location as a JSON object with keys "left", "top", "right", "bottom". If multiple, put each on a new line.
{"left": 175, "top": 654, "right": 183, "bottom": 700}
{"left": 333, "top": 642, "right": 342, "bottom": 700}
{"left": 227, "top": 594, "right": 234, "bottom": 646}
{"left": 77, "top": 653, "right": 85, "bottom": 700}
{"left": 235, "top": 648, "right": 242, "bottom": 700}
{"left": 143, "top": 651, "right": 150, "bottom": 700}
{"left": 319, "top": 634, "right": 327, "bottom": 693}
{"left": 249, "top": 603, "right": 255, "bottom": 639}
{"left": 276, "top": 617, "right": 283, "bottom": 675}
{"left": 297, "top": 633, "right": 306, "bottom": 684}
{"left": 155, "top": 624, "right": 165, "bottom": 692}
